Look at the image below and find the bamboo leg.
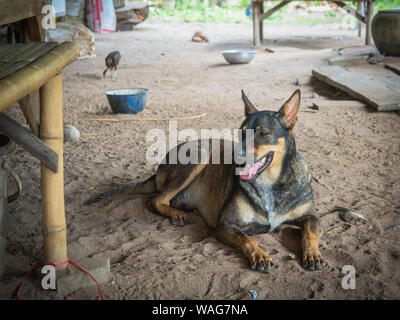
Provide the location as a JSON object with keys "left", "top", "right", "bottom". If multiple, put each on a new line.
{"left": 357, "top": 2, "right": 362, "bottom": 38}
{"left": 40, "top": 74, "right": 67, "bottom": 269}
{"left": 252, "top": 1, "right": 261, "bottom": 47}
{"left": 365, "top": 0, "right": 373, "bottom": 45}
{"left": 259, "top": 1, "right": 264, "bottom": 42}
{"left": 357, "top": 2, "right": 364, "bottom": 37}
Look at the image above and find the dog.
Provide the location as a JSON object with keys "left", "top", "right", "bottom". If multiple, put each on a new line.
{"left": 87, "top": 89, "right": 326, "bottom": 271}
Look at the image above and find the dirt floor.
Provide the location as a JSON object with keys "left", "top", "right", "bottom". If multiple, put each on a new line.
{"left": 0, "top": 21, "right": 399, "bottom": 300}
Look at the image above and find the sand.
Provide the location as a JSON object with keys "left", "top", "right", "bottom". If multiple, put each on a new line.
{"left": 0, "top": 21, "right": 399, "bottom": 300}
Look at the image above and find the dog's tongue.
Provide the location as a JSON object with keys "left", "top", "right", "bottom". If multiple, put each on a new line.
{"left": 239, "top": 162, "right": 260, "bottom": 180}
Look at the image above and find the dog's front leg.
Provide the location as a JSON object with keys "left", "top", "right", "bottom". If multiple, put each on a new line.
{"left": 300, "top": 215, "right": 326, "bottom": 271}
{"left": 216, "top": 222, "right": 274, "bottom": 271}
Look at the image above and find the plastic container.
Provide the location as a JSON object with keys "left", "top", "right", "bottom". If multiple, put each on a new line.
{"left": 106, "top": 88, "right": 148, "bottom": 114}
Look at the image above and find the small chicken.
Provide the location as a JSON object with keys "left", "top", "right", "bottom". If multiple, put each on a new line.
{"left": 103, "top": 51, "right": 121, "bottom": 80}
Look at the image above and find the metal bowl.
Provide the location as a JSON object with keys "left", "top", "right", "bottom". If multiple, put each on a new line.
{"left": 222, "top": 50, "right": 257, "bottom": 64}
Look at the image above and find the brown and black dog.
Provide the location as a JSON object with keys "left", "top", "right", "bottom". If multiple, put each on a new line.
{"left": 87, "top": 90, "right": 326, "bottom": 271}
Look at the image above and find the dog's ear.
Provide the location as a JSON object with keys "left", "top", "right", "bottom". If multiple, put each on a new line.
{"left": 242, "top": 90, "right": 258, "bottom": 116}
{"left": 279, "top": 90, "right": 301, "bottom": 129}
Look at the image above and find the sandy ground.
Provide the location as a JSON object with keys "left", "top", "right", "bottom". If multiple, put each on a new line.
{"left": 0, "top": 21, "right": 399, "bottom": 300}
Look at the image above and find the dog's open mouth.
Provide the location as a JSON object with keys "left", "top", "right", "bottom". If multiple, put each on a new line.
{"left": 239, "top": 152, "right": 274, "bottom": 181}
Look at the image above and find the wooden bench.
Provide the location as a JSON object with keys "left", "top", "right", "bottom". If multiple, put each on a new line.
{"left": 251, "top": 0, "right": 375, "bottom": 46}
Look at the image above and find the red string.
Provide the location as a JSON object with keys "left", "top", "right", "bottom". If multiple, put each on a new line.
{"left": 16, "top": 263, "right": 42, "bottom": 300}
{"left": 16, "top": 258, "right": 104, "bottom": 300}
{"left": 68, "top": 259, "right": 105, "bottom": 300}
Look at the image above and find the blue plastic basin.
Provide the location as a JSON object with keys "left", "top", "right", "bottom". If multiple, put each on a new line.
{"left": 106, "top": 88, "right": 148, "bottom": 114}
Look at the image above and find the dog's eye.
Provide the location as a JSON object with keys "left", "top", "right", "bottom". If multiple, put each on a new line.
{"left": 255, "top": 127, "right": 270, "bottom": 136}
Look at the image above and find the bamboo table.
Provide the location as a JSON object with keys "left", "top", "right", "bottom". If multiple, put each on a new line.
{"left": 0, "top": 42, "right": 78, "bottom": 269}
{"left": 251, "top": 0, "right": 375, "bottom": 46}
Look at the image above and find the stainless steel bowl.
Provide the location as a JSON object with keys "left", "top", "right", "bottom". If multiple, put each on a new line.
{"left": 222, "top": 50, "right": 257, "bottom": 64}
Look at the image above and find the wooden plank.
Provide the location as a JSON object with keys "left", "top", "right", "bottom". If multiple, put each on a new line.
{"left": 385, "top": 62, "right": 400, "bottom": 76}
{"left": 0, "top": 113, "right": 58, "bottom": 172}
{"left": 312, "top": 65, "right": 400, "bottom": 111}
{"left": 334, "top": 1, "right": 366, "bottom": 24}
{"left": 303, "top": 100, "right": 367, "bottom": 109}
{"left": 0, "top": 0, "right": 46, "bottom": 25}
{"left": 338, "top": 45, "right": 376, "bottom": 56}
{"left": 260, "top": 1, "right": 291, "bottom": 21}
{"left": 329, "top": 54, "right": 369, "bottom": 65}
{"left": 18, "top": 89, "right": 40, "bottom": 136}
{"left": 25, "top": 16, "right": 45, "bottom": 42}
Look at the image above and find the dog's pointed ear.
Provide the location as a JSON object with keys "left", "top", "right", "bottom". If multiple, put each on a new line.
{"left": 279, "top": 90, "right": 301, "bottom": 129}
{"left": 242, "top": 90, "right": 258, "bottom": 116}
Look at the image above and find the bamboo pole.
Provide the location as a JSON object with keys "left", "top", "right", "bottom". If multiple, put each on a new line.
{"left": 259, "top": 1, "right": 264, "bottom": 42}
{"left": 40, "top": 74, "right": 67, "bottom": 269}
{"left": 252, "top": 1, "right": 261, "bottom": 47}
{"left": 365, "top": 0, "right": 373, "bottom": 45}
{"left": 85, "top": 112, "right": 208, "bottom": 122}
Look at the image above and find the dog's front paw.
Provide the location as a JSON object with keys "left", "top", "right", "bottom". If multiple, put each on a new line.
{"left": 302, "top": 246, "right": 326, "bottom": 271}
{"left": 169, "top": 211, "right": 187, "bottom": 227}
{"left": 248, "top": 248, "right": 274, "bottom": 272}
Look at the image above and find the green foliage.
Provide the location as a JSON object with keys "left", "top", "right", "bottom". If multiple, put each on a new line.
{"left": 140, "top": 0, "right": 400, "bottom": 24}
{"left": 375, "top": 0, "right": 400, "bottom": 11}
{"left": 148, "top": 0, "right": 251, "bottom": 23}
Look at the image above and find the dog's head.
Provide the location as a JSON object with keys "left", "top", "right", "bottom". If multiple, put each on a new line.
{"left": 237, "top": 90, "right": 300, "bottom": 183}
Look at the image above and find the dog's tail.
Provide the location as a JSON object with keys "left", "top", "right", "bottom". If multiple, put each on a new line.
{"left": 84, "top": 174, "right": 157, "bottom": 205}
